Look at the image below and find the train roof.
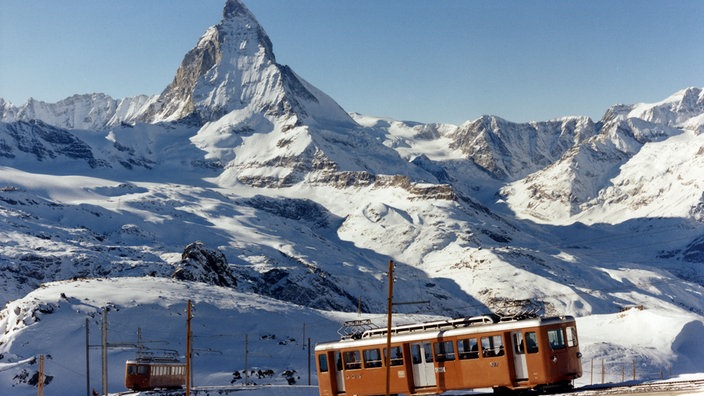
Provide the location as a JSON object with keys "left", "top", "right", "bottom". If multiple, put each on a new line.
{"left": 315, "top": 315, "right": 576, "bottom": 351}
{"left": 126, "top": 357, "right": 184, "bottom": 365}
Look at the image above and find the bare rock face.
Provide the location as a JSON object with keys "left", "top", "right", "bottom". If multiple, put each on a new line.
{"left": 449, "top": 115, "right": 597, "bottom": 180}
{"left": 172, "top": 241, "right": 237, "bottom": 287}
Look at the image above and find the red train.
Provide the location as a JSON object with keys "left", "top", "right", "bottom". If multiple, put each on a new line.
{"left": 315, "top": 315, "right": 582, "bottom": 395}
{"left": 124, "top": 357, "right": 186, "bottom": 391}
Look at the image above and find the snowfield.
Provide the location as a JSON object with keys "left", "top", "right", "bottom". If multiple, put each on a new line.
{"left": 0, "top": 277, "right": 702, "bottom": 395}
{"left": 1, "top": 0, "right": 703, "bottom": 395}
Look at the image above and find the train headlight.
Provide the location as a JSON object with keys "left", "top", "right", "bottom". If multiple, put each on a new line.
{"left": 551, "top": 355, "right": 558, "bottom": 363}
{"left": 577, "top": 352, "right": 582, "bottom": 359}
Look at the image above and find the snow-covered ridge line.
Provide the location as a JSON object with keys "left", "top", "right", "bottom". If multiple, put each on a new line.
{"left": 0, "top": 0, "right": 703, "bottom": 393}
{"left": 0, "top": 94, "right": 157, "bottom": 131}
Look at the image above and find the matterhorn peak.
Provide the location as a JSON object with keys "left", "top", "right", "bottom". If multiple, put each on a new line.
{"left": 223, "top": 0, "right": 256, "bottom": 20}
{"left": 140, "top": 0, "right": 352, "bottom": 128}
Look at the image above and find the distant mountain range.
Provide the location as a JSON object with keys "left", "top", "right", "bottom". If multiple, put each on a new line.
{"left": 1, "top": 0, "right": 703, "bottom": 393}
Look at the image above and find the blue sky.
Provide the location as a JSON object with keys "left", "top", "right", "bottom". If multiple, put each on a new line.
{"left": 1, "top": 0, "right": 703, "bottom": 124}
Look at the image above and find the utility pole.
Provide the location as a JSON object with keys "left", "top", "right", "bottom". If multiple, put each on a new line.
{"left": 137, "top": 327, "right": 142, "bottom": 359}
{"left": 244, "top": 334, "right": 249, "bottom": 386}
{"left": 302, "top": 323, "right": 306, "bottom": 351}
{"left": 186, "top": 299, "right": 192, "bottom": 396}
{"left": 101, "top": 307, "right": 108, "bottom": 396}
{"left": 307, "top": 337, "right": 312, "bottom": 385}
{"left": 85, "top": 318, "right": 90, "bottom": 396}
{"left": 37, "top": 354, "right": 45, "bottom": 396}
{"left": 385, "top": 260, "right": 394, "bottom": 396}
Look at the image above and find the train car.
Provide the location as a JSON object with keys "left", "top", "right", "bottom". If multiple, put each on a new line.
{"left": 124, "top": 357, "right": 186, "bottom": 391}
{"left": 315, "top": 315, "right": 582, "bottom": 395}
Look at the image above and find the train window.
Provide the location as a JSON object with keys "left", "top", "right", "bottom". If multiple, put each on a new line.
{"left": 548, "top": 329, "right": 566, "bottom": 350}
{"left": 318, "top": 354, "right": 329, "bottom": 373}
{"left": 335, "top": 351, "right": 342, "bottom": 371}
{"left": 513, "top": 333, "right": 525, "bottom": 354}
{"left": 127, "top": 365, "right": 136, "bottom": 375}
{"left": 457, "top": 337, "right": 479, "bottom": 359}
{"left": 567, "top": 326, "right": 578, "bottom": 347}
{"left": 343, "top": 350, "right": 362, "bottom": 370}
{"left": 423, "top": 342, "right": 434, "bottom": 363}
{"left": 363, "top": 348, "right": 383, "bottom": 368}
{"left": 526, "top": 332, "right": 539, "bottom": 353}
{"left": 384, "top": 346, "right": 404, "bottom": 366}
{"left": 138, "top": 365, "right": 147, "bottom": 375}
{"left": 411, "top": 344, "right": 422, "bottom": 364}
{"left": 434, "top": 341, "right": 455, "bottom": 361}
{"left": 411, "top": 343, "right": 434, "bottom": 363}
{"left": 481, "top": 335, "right": 504, "bottom": 357}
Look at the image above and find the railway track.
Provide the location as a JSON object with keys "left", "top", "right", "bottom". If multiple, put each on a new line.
{"left": 116, "top": 379, "right": 704, "bottom": 395}
{"left": 557, "top": 379, "right": 704, "bottom": 395}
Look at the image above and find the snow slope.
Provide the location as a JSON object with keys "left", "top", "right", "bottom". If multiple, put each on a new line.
{"left": 0, "top": 278, "right": 701, "bottom": 395}
{"left": 0, "top": 0, "right": 703, "bottom": 394}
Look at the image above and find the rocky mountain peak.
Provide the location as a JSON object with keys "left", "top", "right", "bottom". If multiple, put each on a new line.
{"left": 600, "top": 87, "right": 704, "bottom": 129}
{"left": 448, "top": 115, "right": 597, "bottom": 180}
{"left": 223, "top": 0, "right": 249, "bottom": 18}
{"left": 140, "top": 0, "right": 352, "bottom": 128}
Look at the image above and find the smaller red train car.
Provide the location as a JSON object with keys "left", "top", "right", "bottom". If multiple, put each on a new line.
{"left": 124, "top": 357, "right": 186, "bottom": 391}
{"left": 315, "top": 315, "right": 582, "bottom": 395}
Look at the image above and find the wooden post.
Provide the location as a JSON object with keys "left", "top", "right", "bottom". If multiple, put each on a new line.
{"left": 632, "top": 358, "right": 636, "bottom": 381}
{"left": 590, "top": 359, "right": 594, "bottom": 385}
{"left": 385, "top": 260, "right": 394, "bottom": 396}
{"left": 101, "top": 307, "right": 108, "bottom": 396}
{"left": 308, "top": 337, "right": 312, "bottom": 386}
{"left": 37, "top": 354, "right": 45, "bottom": 396}
{"left": 621, "top": 364, "right": 624, "bottom": 382}
{"left": 601, "top": 358, "right": 605, "bottom": 384}
{"left": 186, "top": 300, "right": 192, "bottom": 396}
{"left": 85, "top": 318, "right": 90, "bottom": 396}
{"left": 245, "top": 334, "right": 249, "bottom": 386}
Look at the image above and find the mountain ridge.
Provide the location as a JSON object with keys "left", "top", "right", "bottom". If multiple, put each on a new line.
{"left": 1, "top": 0, "right": 703, "bottom": 393}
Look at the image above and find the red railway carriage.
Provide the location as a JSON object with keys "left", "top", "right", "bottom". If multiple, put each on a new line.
{"left": 315, "top": 315, "right": 582, "bottom": 395}
{"left": 124, "top": 357, "right": 186, "bottom": 391}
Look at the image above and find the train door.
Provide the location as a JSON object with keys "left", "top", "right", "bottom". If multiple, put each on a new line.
{"left": 511, "top": 331, "right": 528, "bottom": 381}
{"left": 334, "top": 351, "right": 345, "bottom": 393}
{"left": 411, "top": 342, "right": 436, "bottom": 388}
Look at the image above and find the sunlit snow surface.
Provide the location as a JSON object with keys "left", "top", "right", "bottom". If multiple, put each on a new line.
{"left": 1, "top": 1, "right": 703, "bottom": 394}
{"left": 0, "top": 278, "right": 702, "bottom": 395}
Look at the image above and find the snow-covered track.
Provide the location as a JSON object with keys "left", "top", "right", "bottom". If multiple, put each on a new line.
{"left": 561, "top": 378, "right": 704, "bottom": 395}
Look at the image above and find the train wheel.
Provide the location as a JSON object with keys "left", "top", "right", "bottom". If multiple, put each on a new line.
{"left": 535, "top": 381, "right": 573, "bottom": 394}
{"left": 492, "top": 386, "right": 515, "bottom": 395}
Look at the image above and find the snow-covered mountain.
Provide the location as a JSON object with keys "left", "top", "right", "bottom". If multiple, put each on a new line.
{"left": 1, "top": 0, "right": 703, "bottom": 394}
{"left": 502, "top": 89, "right": 704, "bottom": 224}
{"left": 136, "top": 0, "right": 355, "bottom": 129}
{"left": 0, "top": 94, "right": 155, "bottom": 131}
